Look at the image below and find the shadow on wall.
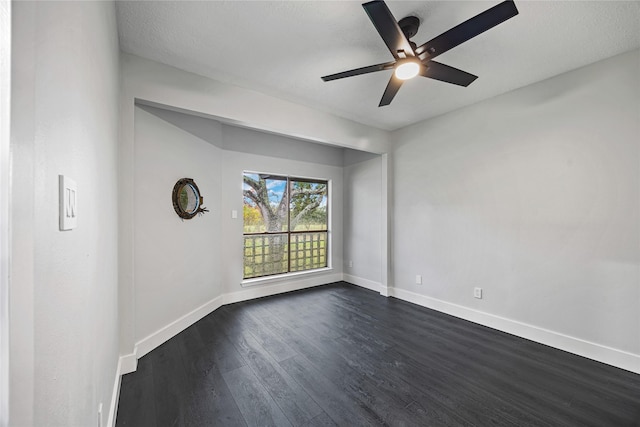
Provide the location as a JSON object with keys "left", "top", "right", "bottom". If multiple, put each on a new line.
{"left": 139, "top": 103, "right": 381, "bottom": 167}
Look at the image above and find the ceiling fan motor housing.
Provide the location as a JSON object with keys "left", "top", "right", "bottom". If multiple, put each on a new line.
{"left": 399, "top": 16, "right": 420, "bottom": 40}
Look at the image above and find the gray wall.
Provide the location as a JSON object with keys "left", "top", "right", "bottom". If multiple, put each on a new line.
{"left": 343, "top": 154, "right": 383, "bottom": 285}
{"left": 391, "top": 49, "right": 639, "bottom": 356}
{"left": 134, "top": 107, "right": 224, "bottom": 341}
{"left": 118, "top": 53, "right": 389, "bottom": 364}
{"left": 134, "top": 106, "right": 347, "bottom": 346}
{"left": 131, "top": 49, "right": 640, "bottom": 371}
{"left": 11, "top": 1, "right": 121, "bottom": 425}
{"left": 138, "top": 103, "right": 346, "bottom": 167}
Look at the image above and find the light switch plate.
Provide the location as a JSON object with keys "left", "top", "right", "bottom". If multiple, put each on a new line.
{"left": 59, "top": 175, "right": 77, "bottom": 230}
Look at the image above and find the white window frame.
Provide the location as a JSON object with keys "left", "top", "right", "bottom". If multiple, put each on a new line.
{"left": 241, "top": 171, "right": 332, "bottom": 285}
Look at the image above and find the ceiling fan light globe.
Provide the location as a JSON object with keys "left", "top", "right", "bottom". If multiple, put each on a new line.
{"left": 395, "top": 62, "right": 420, "bottom": 80}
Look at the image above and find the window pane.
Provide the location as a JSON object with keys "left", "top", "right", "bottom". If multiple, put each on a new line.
{"left": 243, "top": 233, "right": 289, "bottom": 279}
{"left": 243, "top": 173, "right": 288, "bottom": 233}
{"left": 289, "top": 232, "right": 327, "bottom": 272}
{"left": 289, "top": 180, "right": 327, "bottom": 232}
{"left": 242, "top": 173, "right": 329, "bottom": 279}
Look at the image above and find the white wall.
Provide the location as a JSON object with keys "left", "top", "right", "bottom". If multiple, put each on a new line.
{"left": 10, "top": 1, "right": 120, "bottom": 426}
{"left": 391, "top": 49, "right": 640, "bottom": 369}
{"left": 134, "top": 106, "right": 223, "bottom": 343}
{"left": 119, "top": 54, "right": 389, "bottom": 365}
{"left": 220, "top": 125, "right": 344, "bottom": 295}
{"left": 121, "top": 54, "right": 389, "bottom": 153}
{"left": 137, "top": 104, "right": 346, "bottom": 167}
{"left": 120, "top": 39, "right": 638, "bottom": 377}
{"left": 0, "top": 0, "right": 10, "bottom": 424}
{"left": 221, "top": 123, "right": 344, "bottom": 167}
{"left": 343, "top": 151, "right": 383, "bottom": 289}
{"left": 131, "top": 107, "right": 344, "bottom": 355}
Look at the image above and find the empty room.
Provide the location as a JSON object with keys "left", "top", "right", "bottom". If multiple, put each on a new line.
{"left": 2, "top": 0, "right": 639, "bottom": 426}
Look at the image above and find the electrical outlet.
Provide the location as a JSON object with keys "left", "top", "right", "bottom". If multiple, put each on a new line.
{"left": 348, "top": 260, "right": 353, "bottom": 268}
{"left": 474, "top": 287, "right": 483, "bottom": 299}
{"left": 416, "top": 275, "right": 422, "bottom": 285}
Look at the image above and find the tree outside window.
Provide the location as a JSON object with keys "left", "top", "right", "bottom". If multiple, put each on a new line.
{"left": 243, "top": 173, "right": 328, "bottom": 279}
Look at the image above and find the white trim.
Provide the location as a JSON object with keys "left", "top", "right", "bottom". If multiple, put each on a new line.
{"left": 135, "top": 294, "right": 225, "bottom": 359}
{"left": 134, "top": 272, "right": 341, "bottom": 361}
{"left": 380, "top": 153, "right": 391, "bottom": 298}
{"left": 226, "top": 273, "right": 342, "bottom": 305}
{"left": 0, "top": 0, "right": 10, "bottom": 424}
{"left": 388, "top": 287, "right": 640, "bottom": 374}
{"left": 241, "top": 172, "right": 333, "bottom": 289}
{"left": 343, "top": 274, "right": 381, "bottom": 293}
{"left": 119, "top": 351, "right": 137, "bottom": 376}
{"left": 242, "top": 267, "right": 333, "bottom": 287}
{"left": 112, "top": 276, "right": 640, "bottom": 419}
{"left": 106, "top": 357, "right": 123, "bottom": 427}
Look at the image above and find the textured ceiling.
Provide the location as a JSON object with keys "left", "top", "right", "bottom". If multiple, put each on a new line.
{"left": 117, "top": 1, "right": 640, "bottom": 131}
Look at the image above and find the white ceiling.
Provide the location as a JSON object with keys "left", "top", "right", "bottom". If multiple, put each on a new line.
{"left": 116, "top": 1, "right": 640, "bottom": 131}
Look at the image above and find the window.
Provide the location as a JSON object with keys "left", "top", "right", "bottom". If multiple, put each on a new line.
{"left": 243, "top": 173, "right": 328, "bottom": 279}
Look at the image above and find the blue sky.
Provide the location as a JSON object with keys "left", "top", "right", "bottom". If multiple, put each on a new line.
{"left": 244, "top": 173, "right": 327, "bottom": 208}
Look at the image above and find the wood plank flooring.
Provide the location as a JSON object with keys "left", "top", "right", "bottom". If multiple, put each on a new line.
{"left": 116, "top": 282, "right": 640, "bottom": 426}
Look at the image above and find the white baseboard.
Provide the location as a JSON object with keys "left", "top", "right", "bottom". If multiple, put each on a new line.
{"left": 133, "top": 272, "right": 342, "bottom": 362}
{"left": 343, "top": 274, "right": 381, "bottom": 293}
{"left": 119, "top": 350, "right": 137, "bottom": 376}
{"left": 106, "top": 357, "right": 123, "bottom": 427}
{"left": 225, "top": 273, "right": 343, "bottom": 305}
{"left": 112, "top": 274, "right": 342, "bottom": 423}
{"left": 135, "top": 294, "right": 225, "bottom": 359}
{"left": 388, "top": 287, "right": 640, "bottom": 374}
{"left": 342, "top": 274, "right": 388, "bottom": 296}
{"left": 114, "top": 276, "right": 639, "bottom": 421}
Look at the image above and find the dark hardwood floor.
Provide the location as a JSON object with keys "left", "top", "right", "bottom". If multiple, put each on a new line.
{"left": 116, "top": 282, "right": 640, "bottom": 427}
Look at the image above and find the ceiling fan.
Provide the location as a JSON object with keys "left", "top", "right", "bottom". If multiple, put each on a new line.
{"left": 321, "top": 0, "right": 519, "bottom": 107}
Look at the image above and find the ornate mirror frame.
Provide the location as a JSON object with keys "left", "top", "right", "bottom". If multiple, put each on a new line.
{"left": 172, "top": 178, "right": 208, "bottom": 219}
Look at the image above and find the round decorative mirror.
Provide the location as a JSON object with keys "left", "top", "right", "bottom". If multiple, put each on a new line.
{"left": 172, "top": 178, "right": 208, "bottom": 219}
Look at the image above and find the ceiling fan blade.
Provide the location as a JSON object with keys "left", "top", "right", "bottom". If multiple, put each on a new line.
{"left": 420, "top": 61, "right": 478, "bottom": 87}
{"left": 363, "top": 0, "right": 415, "bottom": 59}
{"left": 379, "top": 75, "right": 403, "bottom": 107}
{"left": 416, "top": 0, "right": 519, "bottom": 61}
{"left": 321, "top": 61, "right": 395, "bottom": 82}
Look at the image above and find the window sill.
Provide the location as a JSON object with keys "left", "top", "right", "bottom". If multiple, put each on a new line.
{"left": 241, "top": 267, "right": 333, "bottom": 288}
